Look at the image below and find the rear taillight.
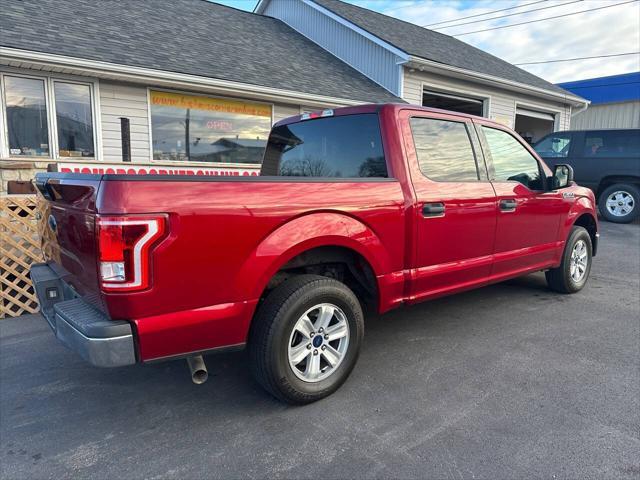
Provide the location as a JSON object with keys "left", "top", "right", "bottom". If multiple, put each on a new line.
{"left": 97, "top": 215, "right": 166, "bottom": 292}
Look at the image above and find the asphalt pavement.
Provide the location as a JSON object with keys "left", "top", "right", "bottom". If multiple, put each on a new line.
{"left": 1, "top": 221, "right": 639, "bottom": 479}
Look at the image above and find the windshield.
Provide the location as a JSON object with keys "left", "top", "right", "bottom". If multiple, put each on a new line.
{"left": 534, "top": 133, "right": 572, "bottom": 158}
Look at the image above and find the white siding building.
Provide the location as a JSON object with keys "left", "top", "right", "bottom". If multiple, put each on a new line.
{"left": 0, "top": 0, "right": 399, "bottom": 193}
{"left": 258, "top": 0, "right": 587, "bottom": 144}
{"left": 1, "top": 0, "right": 588, "bottom": 194}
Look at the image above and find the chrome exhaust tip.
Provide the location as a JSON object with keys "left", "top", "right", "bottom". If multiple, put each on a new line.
{"left": 187, "top": 355, "right": 208, "bottom": 384}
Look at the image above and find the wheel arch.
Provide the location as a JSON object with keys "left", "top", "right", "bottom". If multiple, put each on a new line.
{"left": 233, "top": 211, "right": 392, "bottom": 307}
{"left": 596, "top": 176, "right": 640, "bottom": 198}
{"left": 573, "top": 212, "right": 598, "bottom": 256}
{"left": 558, "top": 196, "right": 598, "bottom": 256}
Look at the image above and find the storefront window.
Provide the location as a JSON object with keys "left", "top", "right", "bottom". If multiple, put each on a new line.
{"left": 54, "top": 82, "right": 94, "bottom": 157}
{"left": 150, "top": 90, "right": 271, "bottom": 163}
{"left": 3, "top": 76, "right": 50, "bottom": 157}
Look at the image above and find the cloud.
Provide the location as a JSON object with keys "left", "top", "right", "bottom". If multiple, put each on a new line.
{"left": 354, "top": 0, "right": 640, "bottom": 83}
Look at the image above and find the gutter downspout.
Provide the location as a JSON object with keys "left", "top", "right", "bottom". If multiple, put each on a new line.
{"left": 571, "top": 99, "right": 591, "bottom": 116}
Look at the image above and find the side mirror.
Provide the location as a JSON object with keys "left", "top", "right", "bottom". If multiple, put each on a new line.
{"left": 551, "top": 164, "right": 574, "bottom": 189}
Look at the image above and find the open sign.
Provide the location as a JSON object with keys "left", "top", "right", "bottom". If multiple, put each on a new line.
{"left": 206, "top": 120, "right": 233, "bottom": 131}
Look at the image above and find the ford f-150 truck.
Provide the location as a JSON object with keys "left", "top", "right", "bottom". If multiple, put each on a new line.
{"left": 32, "top": 104, "right": 598, "bottom": 404}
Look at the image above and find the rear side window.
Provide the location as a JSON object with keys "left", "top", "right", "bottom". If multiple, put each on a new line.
{"left": 482, "top": 126, "right": 543, "bottom": 190}
{"left": 261, "top": 114, "right": 387, "bottom": 178}
{"left": 583, "top": 130, "right": 640, "bottom": 158}
{"left": 410, "top": 117, "right": 479, "bottom": 182}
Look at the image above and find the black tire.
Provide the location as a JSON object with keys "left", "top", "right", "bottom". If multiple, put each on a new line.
{"left": 248, "top": 274, "right": 364, "bottom": 404}
{"left": 598, "top": 183, "right": 639, "bottom": 224}
{"left": 545, "top": 226, "right": 592, "bottom": 294}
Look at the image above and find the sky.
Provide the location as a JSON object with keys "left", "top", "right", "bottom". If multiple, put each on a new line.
{"left": 215, "top": 0, "right": 640, "bottom": 84}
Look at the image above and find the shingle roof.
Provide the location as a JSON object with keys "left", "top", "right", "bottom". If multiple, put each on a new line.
{"left": 311, "top": 0, "right": 576, "bottom": 97}
{"left": 0, "top": 0, "right": 400, "bottom": 103}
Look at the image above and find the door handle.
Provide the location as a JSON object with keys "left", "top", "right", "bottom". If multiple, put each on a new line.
{"left": 422, "top": 202, "right": 445, "bottom": 217}
{"left": 499, "top": 199, "right": 517, "bottom": 211}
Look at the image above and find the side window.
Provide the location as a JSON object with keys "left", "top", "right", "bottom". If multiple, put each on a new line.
{"left": 3, "top": 76, "right": 50, "bottom": 157}
{"left": 534, "top": 133, "right": 572, "bottom": 158}
{"left": 482, "top": 126, "right": 543, "bottom": 190}
{"left": 410, "top": 117, "right": 479, "bottom": 182}
{"left": 54, "top": 82, "right": 95, "bottom": 158}
{"left": 584, "top": 134, "right": 604, "bottom": 157}
{"left": 262, "top": 114, "right": 387, "bottom": 178}
{"left": 584, "top": 130, "right": 640, "bottom": 158}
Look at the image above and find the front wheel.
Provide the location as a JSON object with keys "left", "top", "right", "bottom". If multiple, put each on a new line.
{"left": 598, "top": 183, "right": 639, "bottom": 223}
{"left": 249, "top": 275, "right": 364, "bottom": 404}
{"left": 545, "top": 226, "right": 592, "bottom": 293}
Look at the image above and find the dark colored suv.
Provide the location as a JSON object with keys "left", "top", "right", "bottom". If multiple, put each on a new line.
{"left": 534, "top": 129, "right": 640, "bottom": 223}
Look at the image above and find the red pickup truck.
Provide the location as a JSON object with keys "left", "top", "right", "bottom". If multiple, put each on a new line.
{"left": 32, "top": 104, "right": 598, "bottom": 404}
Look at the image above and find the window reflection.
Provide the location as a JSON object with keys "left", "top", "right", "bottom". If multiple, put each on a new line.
{"left": 54, "top": 82, "right": 94, "bottom": 157}
{"left": 150, "top": 91, "right": 271, "bottom": 163}
{"left": 410, "top": 118, "right": 479, "bottom": 182}
{"left": 262, "top": 114, "right": 387, "bottom": 178}
{"left": 483, "top": 127, "right": 542, "bottom": 190}
{"left": 4, "top": 76, "right": 49, "bottom": 157}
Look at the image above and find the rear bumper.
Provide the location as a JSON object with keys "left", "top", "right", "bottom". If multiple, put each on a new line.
{"left": 30, "top": 263, "right": 136, "bottom": 367}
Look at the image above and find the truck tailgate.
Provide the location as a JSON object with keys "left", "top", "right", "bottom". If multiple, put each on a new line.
{"left": 35, "top": 174, "right": 104, "bottom": 309}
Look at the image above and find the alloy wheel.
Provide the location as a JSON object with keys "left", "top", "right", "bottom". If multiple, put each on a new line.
{"left": 287, "top": 303, "right": 350, "bottom": 382}
{"left": 569, "top": 239, "right": 588, "bottom": 282}
{"left": 606, "top": 190, "right": 635, "bottom": 217}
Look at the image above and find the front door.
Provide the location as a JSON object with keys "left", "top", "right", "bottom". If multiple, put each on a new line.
{"left": 476, "top": 121, "right": 569, "bottom": 280}
{"left": 401, "top": 110, "right": 497, "bottom": 303}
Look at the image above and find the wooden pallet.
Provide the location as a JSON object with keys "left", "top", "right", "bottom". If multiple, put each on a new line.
{"left": 0, "top": 195, "right": 45, "bottom": 318}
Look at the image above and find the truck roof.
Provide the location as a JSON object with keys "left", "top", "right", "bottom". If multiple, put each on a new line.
{"left": 274, "top": 103, "right": 502, "bottom": 128}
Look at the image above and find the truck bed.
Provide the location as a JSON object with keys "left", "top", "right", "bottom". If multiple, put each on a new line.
{"left": 36, "top": 172, "right": 406, "bottom": 359}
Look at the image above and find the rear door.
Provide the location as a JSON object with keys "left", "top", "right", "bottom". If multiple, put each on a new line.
{"left": 476, "top": 122, "right": 569, "bottom": 279}
{"left": 400, "top": 110, "right": 497, "bottom": 302}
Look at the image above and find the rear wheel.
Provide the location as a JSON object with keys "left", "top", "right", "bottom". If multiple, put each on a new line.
{"left": 598, "top": 183, "right": 639, "bottom": 223}
{"left": 545, "top": 226, "right": 592, "bottom": 293}
{"left": 249, "top": 274, "right": 364, "bottom": 404}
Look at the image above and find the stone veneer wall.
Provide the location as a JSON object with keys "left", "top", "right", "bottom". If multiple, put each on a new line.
{"left": 0, "top": 160, "right": 50, "bottom": 195}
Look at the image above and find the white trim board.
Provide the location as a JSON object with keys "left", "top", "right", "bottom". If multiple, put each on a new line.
{"left": 408, "top": 57, "right": 588, "bottom": 108}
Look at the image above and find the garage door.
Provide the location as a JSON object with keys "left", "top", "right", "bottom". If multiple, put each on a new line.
{"left": 515, "top": 107, "right": 555, "bottom": 121}
{"left": 515, "top": 107, "right": 556, "bottom": 144}
{"left": 422, "top": 90, "right": 485, "bottom": 116}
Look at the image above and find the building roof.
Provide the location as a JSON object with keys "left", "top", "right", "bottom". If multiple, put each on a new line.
{"left": 214, "top": 138, "right": 267, "bottom": 148}
{"left": 557, "top": 72, "right": 640, "bottom": 105}
{"left": 309, "top": 0, "right": 575, "bottom": 97}
{"left": 0, "top": 0, "right": 400, "bottom": 104}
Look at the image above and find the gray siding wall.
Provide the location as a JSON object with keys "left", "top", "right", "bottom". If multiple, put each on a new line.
{"left": 263, "top": 0, "right": 403, "bottom": 95}
{"left": 273, "top": 104, "right": 303, "bottom": 123}
{"left": 403, "top": 68, "right": 572, "bottom": 131}
{"left": 571, "top": 101, "right": 640, "bottom": 130}
{"left": 100, "top": 81, "right": 151, "bottom": 162}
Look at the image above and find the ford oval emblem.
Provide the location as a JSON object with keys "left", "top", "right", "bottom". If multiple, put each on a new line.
{"left": 48, "top": 214, "right": 57, "bottom": 233}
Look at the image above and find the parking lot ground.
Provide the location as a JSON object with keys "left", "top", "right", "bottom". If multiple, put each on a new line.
{"left": 1, "top": 221, "right": 639, "bottom": 480}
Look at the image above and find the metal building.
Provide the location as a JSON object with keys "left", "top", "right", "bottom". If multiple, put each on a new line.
{"left": 558, "top": 72, "right": 640, "bottom": 130}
